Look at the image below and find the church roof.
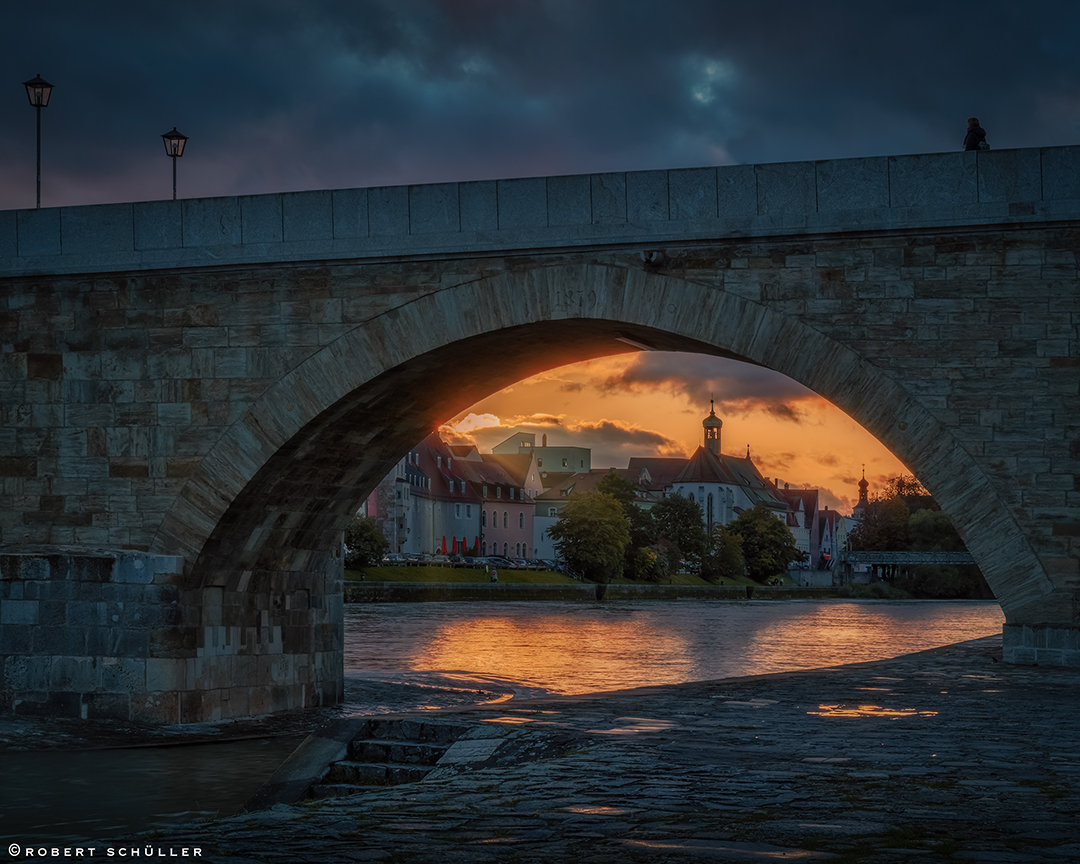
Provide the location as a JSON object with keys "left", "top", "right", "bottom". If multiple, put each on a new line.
{"left": 674, "top": 447, "right": 788, "bottom": 510}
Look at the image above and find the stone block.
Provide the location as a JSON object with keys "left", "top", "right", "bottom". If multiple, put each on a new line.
{"left": 590, "top": 173, "right": 626, "bottom": 224}
{"left": 757, "top": 161, "right": 816, "bottom": 215}
{"left": 1041, "top": 146, "right": 1080, "bottom": 200}
{"left": 241, "top": 194, "right": 283, "bottom": 243}
{"left": 331, "top": 188, "right": 368, "bottom": 238}
{"left": 134, "top": 200, "right": 183, "bottom": 250}
{"left": 67, "top": 555, "right": 113, "bottom": 582}
{"left": 183, "top": 197, "right": 242, "bottom": 247}
{"left": 0, "top": 209, "right": 15, "bottom": 257}
{"left": 978, "top": 149, "right": 1042, "bottom": 203}
{"left": 114, "top": 554, "right": 153, "bottom": 584}
{"left": 146, "top": 657, "right": 188, "bottom": 692}
{"left": 717, "top": 164, "right": 757, "bottom": 217}
{"left": 0, "top": 598, "right": 38, "bottom": 624}
{"left": 497, "top": 178, "right": 547, "bottom": 229}
{"left": 131, "top": 690, "right": 179, "bottom": 724}
{"left": 19, "top": 557, "right": 51, "bottom": 581}
{"left": 889, "top": 152, "right": 977, "bottom": 207}
{"left": 49, "top": 655, "right": 100, "bottom": 691}
{"left": 17, "top": 208, "right": 61, "bottom": 256}
{"left": 282, "top": 190, "right": 332, "bottom": 242}
{"left": 547, "top": 175, "right": 590, "bottom": 226}
{"left": 13, "top": 691, "right": 82, "bottom": 718}
{"left": 84, "top": 692, "right": 131, "bottom": 720}
{"left": 61, "top": 203, "right": 134, "bottom": 255}
{"left": 409, "top": 183, "right": 459, "bottom": 234}
{"left": 459, "top": 180, "right": 497, "bottom": 231}
{"left": 670, "top": 167, "right": 717, "bottom": 219}
{"left": 32, "top": 625, "right": 87, "bottom": 656}
{"left": 626, "top": 170, "right": 668, "bottom": 222}
{"left": 0, "top": 624, "right": 32, "bottom": 653}
{"left": 369, "top": 185, "right": 409, "bottom": 236}
{"left": 817, "top": 156, "right": 889, "bottom": 211}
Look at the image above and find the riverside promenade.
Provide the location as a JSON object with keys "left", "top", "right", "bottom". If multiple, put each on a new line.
{"left": 30, "top": 634, "right": 1074, "bottom": 864}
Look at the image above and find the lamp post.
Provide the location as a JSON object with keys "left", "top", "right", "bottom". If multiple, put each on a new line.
{"left": 160, "top": 127, "right": 188, "bottom": 200}
{"left": 23, "top": 75, "right": 54, "bottom": 209}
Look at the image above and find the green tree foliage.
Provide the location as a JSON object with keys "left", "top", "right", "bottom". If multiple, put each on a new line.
{"left": 595, "top": 470, "right": 638, "bottom": 508}
{"left": 700, "top": 524, "right": 746, "bottom": 583}
{"left": 547, "top": 492, "right": 631, "bottom": 584}
{"left": 849, "top": 496, "right": 911, "bottom": 551}
{"left": 651, "top": 494, "right": 708, "bottom": 561}
{"left": 730, "top": 503, "right": 803, "bottom": 583}
{"left": 344, "top": 515, "right": 389, "bottom": 570}
{"left": 896, "top": 508, "right": 993, "bottom": 598}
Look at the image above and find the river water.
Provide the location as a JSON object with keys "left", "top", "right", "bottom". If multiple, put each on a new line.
{"left": 2, "top": 599, "right": 1004, "bottom": 844}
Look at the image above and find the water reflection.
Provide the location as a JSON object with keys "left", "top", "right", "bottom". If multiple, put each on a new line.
{"left": 345, "top": 599, "right": 1004, "bottom": 698}
{"left": 808, "top": 704, "right": 939, "bottom": 718}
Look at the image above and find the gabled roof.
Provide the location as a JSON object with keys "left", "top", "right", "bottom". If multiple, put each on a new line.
{"left": 482, "top": 453, "right": 534, "bottom": 486}
{"left": 674, "top": 447, "right": 788, "bottom": 510}
{"left": 626, "top": 457, "right": 688, "bottom": 491}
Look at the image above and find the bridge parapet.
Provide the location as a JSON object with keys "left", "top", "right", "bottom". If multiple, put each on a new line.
{"left": 2, "top": 146, "right": 1079, "bottom": 277}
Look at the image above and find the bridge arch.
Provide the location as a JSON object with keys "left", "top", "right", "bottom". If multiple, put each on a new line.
{"left": 140, "top": 261, "right": 1050, "bottom": 720}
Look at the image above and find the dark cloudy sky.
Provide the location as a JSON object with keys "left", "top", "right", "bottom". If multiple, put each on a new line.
{"left": 3, "top": 1, "right": 1079, "bottom": 209}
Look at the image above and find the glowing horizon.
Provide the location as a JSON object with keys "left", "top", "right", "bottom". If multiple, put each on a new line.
{"left": 440, "top": 351, "right": 909, "bottom": 514}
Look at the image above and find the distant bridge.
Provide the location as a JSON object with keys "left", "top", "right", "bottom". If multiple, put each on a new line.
{"left": 839, "top": 550, "right": 977, "bottom": 566}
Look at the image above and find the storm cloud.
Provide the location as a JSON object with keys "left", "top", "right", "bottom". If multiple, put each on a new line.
{"left": 3, "top": 1, "right": 1079, "bottom": 209}
{"left": 595, "top": 352, "right": 818, "bottom": 422}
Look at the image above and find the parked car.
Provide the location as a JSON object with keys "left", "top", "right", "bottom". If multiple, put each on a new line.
{"left": 381, "top": 552, "right": 406, "bottom": 565}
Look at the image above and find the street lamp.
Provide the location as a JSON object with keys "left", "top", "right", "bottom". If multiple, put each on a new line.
{"left": 160, "top": 127, "right": 188, "bottom": 200}
{"left": 23, "top": 74, "right": 54, "bottom": 209}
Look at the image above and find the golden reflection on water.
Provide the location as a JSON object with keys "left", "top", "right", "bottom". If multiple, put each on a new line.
{"left": 808, "top": 703, "right": 939, "bottom": 719}
{"left": 407, "top": 613, "right": 694, "bottom": 694}
{"left": 345, "top": 600, "right": 1005, "bottom": 696}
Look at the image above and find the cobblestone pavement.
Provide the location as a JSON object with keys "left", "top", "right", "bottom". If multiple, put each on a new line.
{"left": 15, "top": 636, "right": 1080, "bottom": 863}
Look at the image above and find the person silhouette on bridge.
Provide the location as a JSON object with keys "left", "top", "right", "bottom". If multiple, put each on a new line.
{"left": 964, "top": 117, "right": 989, "bottom": 151}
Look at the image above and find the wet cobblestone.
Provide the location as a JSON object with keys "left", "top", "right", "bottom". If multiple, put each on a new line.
{"left": 21, "top": 636, "right": 1080, "bottom": 862}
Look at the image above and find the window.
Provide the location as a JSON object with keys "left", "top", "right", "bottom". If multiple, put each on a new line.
{"left": 466, "top": 504, "right": 471, "bottom": 518}
{"left": 549, "top": 507, "right": 557, "bottom": 517}
{"left": 483, "top": 485, "right": 488, "bottom": 498}
{"left": 537, "top": 459, "right": 543, "bottom": 468}
{"left": 509, "top": 488, "right": 514, "bottom": 500}
{"left": 482, "top": 510, "right": 487, "bottom": 527}
{"left": 689, "top": 493, "right": 695, "bottom": 503}
{"left": 437, "top": 456, "right": 442, "bottom": 468}
{"left": 497, "top": 487, "right": 502, "bottom": 498}
{"left": 482, "top": 541, "right": 487, "bottom": 555}
{"left": 518, "top": 512, "right": 524, "bottom": 529}
{"left": 455, "top": 504, "right": 461, "bottom": 519}
{"left": 516, "top": 543, "right": 521, "bottom": 556}
{"left": 503, "top": 543, "right": 508, "bottom": 557}
{"left": 503, "top": 511, "right": 508, "bottom": 528}
{"left": 562, "top": 458, "right": 568, "bottom": 467}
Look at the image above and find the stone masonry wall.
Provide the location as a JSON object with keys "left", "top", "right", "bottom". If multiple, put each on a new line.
{"left": 0, "top": 548, "right": 343, "bottom": 722}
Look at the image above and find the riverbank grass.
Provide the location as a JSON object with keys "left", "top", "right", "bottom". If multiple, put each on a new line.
{"left": 347, "top": 566, "right": 798, "bottom": 588}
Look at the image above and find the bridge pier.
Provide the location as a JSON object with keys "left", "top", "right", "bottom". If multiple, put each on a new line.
{"left": 0, "top": 547, "right": 343, "bottom": 722}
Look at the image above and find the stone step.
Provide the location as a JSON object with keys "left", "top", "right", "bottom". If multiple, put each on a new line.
{"left": 321, "top": 760, "right": 433, "bottom": 788}
{"left": 356, "top": 717, "right": 472, "bottom": 744}
{"left": 348, "top": 738, "right": 450, "bottom": 765}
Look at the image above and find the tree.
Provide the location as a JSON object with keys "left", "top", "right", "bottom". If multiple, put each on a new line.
{"left": 595, "top": 470, "right": 638, "bottom": 508}
{"left": 849, "top": 496, "right": 910, "bottom": 552}
{"left": 651, "top": 494, "right": 708, "bottom": 561}
{"left": 700, "top": 524, "right": 746, "bottom": 583}
{"left": 547, "top": 492, "right": 631, "bottom": 583}
{"left": 730, "top": 503, "right": 803, "bottom": 583}
{"left": 344, "top": 515, "right": 389, "bottom": 570}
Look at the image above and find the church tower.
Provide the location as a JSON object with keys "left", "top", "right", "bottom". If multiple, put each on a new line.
{"left": 703, "top": 399, "right": 722, "bottom": 456}
{"left": 853, "top": 465, "right": 869, "bottom": 517}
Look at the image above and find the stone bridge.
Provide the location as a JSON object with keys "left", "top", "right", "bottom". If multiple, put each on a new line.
{"left": 1, "top": 146, "right": 1078, "bottom": 722}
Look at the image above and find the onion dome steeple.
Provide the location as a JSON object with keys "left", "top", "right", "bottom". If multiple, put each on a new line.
{"left": 703, "top": 398, "right": 722, "bottom": 456}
